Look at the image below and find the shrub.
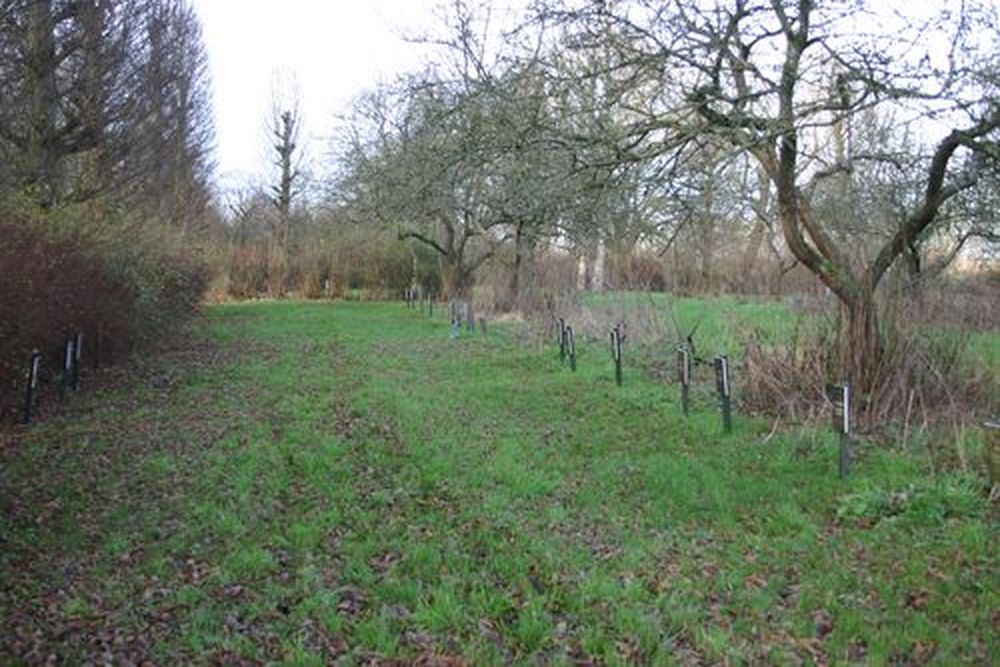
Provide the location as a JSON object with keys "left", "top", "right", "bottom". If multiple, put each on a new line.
{"left": 0, "top": 216, "right": 208, "bottom": 424}
{"left": 608, "top": 251, "right": 666, "bottom": 291}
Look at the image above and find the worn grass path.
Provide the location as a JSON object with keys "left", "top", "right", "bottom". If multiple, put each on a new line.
{"left": 1, "top": 301, "right": 995, "bottom": 665}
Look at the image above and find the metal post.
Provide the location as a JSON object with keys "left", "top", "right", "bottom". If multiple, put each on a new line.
{"left": 23, "top": 351, "right": 41, "bottom": 424}
{"left": 611, "top": 326, "right": 622, "bottom": 387}
{"left": 828, "top": 382, "right": 852, "bottom": 478}
{"left": 677, "top": 346, "right": 691, "bottom": 416}
{"left": 72, "top": 332, "right": 82, "bottom": 390}
{"left": 714, "top": 354, "right": 732, "bottom": 433}
{"left": 566, "top": 325, "right": 576, "bottom": 372}
{"left": 557, "top": 317, "right": 566, "bottom": 362}
{"left": 449, "top": 300, "right": 460, "bottom": 339}
{"left": 61, "top": 338, "right": 75, "bottom": 400}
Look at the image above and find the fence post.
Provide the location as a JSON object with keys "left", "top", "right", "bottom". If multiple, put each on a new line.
{"left": 558, "top": 317, "right": 566, "bottom": 362}
{"left": 714, "top": 354, "right": 732, "bottom": 433}
{"left": 566, "top": 325, "right": 576, "bottom": 372}
{"left": 827, "top": 382, "right": 852, "bottom": 478}
{"left": 677, "top": 345, "right": 691, "bottom": 416}
{"left": 61, "top": 337, "right": 75, "bottom": 400}
{"left": 610, "top": 325, "right": 623, "bottom": 387}
{"left": 23, "top": 351, "right": 41, "bottom": 424}
{"left": 72, "top": 332, "right": 82, "bottom": 390}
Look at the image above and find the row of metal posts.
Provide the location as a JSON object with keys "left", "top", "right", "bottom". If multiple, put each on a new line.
{"left": 405, "top": 287, "right": 491, "bottom": 336}
{"left": 23, "top": 332, "right": 84, "bottom": 425}
{"left": 403, "top": 298, "right": 853, "bottom": 476}
{"left": 556, "top": 315, "right": 853, "bottom": 476}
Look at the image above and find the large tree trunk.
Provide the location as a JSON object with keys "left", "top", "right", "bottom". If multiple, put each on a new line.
{"left": 593, "top": 238, "right": 606, "bottom": 292}
{"left": 440, "top": 254, "right": 470, "bottom": 299}
{"left": 576, "top": 254, "right": 588, "bottom": 291}
{"left": 507, "top": 222, "right": 525, "bottom": 310}
{"left": 26, "top": 0, "right": 59, "bottom": 205}
{"left": 841, "top": 285, "right": 883, "bottom": 400}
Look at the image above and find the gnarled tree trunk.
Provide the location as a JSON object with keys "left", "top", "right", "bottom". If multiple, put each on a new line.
{"left": 440, "top": 254, "right": 471, "bottom": 299}
{"left": 841, "top": 285, "right": 883, "bottom": 399}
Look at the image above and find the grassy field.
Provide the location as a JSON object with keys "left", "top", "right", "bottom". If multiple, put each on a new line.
{"left": 1, "top": 301, "right": 995, "bottom": 665}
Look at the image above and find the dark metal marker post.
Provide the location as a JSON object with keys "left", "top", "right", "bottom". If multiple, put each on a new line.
{"left": 566, "top": 325, "right": 576, "bottom": 372}
{"left": 557, "top": 318, "right": 566, "bottom": 362}
{"left": 23, "top": 351, "right": 41, "bottom": 424}
{"left": 714, "top": 354, "right": 732, "bottom": 433}
{"left": 611, "top": 326, "right": 623, "bottom": 386}
{"left": 827, "top": 382, "right": 852, "bottom": 478}
{"left": 72, "top": 332, "right": 82, "bottom": 390}
{"left": 61, "top": 338, "right": 75, "bottom": 400}
{"left": 449, "top": 301, "right": 460, "bottom": 339}
{"left": 677, "top": 346, "right": 691, "bottom": 416}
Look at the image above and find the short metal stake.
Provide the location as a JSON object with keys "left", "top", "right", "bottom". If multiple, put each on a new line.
{"left": 828, "top": 382, "right": 852, "bottom": 478}
{"left": 557, "top": 317, "right": 566, "bottom": 362}
{"left": 61, "top": 338, "right": 75, "bottom": 400}
{"left": 611, "top": 326, "right": 623, "bottom": 387}
{"left": 72, "top": 332, "right": 82, "bottom": 390}
{"left": 714, "top": 354, "right": 732, "bottom": 433}
{"left": 677, "top": 346, "right": 691, "bottom": 417}
{"left": 23, "top": 351, "right": 41, "bottom": 424}
{"left": 566, "top": 325, "right": 576, "bottom": 372}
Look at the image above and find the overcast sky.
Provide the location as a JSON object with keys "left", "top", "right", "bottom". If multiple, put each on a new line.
{"left": 192, "top": 0, "right": 445, "bottom": 190}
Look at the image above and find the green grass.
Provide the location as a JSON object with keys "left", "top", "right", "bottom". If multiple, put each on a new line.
{"left": 0, "top": 300, "right": 996, "bottom": 664}
{"left": 581, "top": 291, "right": 798, "bottom": 353}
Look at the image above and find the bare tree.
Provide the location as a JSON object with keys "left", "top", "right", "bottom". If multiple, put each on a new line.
{"left": 538, "top": 0, "right": 1000, "bottom": 394}
{"left": 263, "top": 75, "right": 304, "bottom": 295}
{"left": 0, "top": 0, "right": 215, "bottom": 231}
{"left": 135, "top": 0, "right": 215, "bottom": 234}
{"left": 0, "top": 0, "right": 140, "bottom": 206}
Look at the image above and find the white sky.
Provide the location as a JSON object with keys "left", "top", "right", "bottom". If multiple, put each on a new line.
{"left": 192, "top": 0, "right": 444, "bottom": 190}
{"left": 193, "top": 1, "right": 982, "bottom": 196}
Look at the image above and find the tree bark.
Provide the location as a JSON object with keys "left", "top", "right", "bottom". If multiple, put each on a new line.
{"left": 593, "top": 238, "right": 606, "bottom": 291}
{"left": 26, "top": 0, "right": 59, "bottom": 205}
{"left": 507, "top": 221, "right": 525, "bottom": 310}
{"left": 842, "top": 284, "right": 882, "bottom": 399}
{"left": 440, "top": 254, "right": 470, "bottom": 299}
